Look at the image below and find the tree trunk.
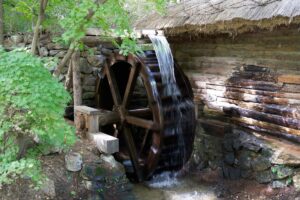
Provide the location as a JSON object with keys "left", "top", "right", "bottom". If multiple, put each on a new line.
{"left": 64, "top": 60, "right": 73, "bottom": 91}
{"left": 53, "top": 45, "right": 74, "bottom": 77}
{"left": 72, "top": 51, "right": 82, "bottom": 106}
{"left": 0, "top": 0, "right": 4, "bottom": 46}
{"left": 31, "top": 0, "right": 48, "bottom": 55}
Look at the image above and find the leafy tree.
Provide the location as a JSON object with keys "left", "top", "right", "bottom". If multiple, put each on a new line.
{"left": 0, "top": 48, "right": 76, "bottom": 187}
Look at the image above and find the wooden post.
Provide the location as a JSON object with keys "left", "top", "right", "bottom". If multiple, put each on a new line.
{"left": 72, "top": 51, "right": 82, "bottom": 106}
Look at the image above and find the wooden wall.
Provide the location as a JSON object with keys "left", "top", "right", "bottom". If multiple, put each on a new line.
{"left": 170, "top": 28, "right": 300, "bottom": 142}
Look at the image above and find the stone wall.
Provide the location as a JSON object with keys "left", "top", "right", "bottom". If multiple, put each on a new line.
{"left": 191, "top": 120, "right": 300, "bottom": 189}
{"left": 3, "top": 33, "right": 114, "bottom": 108}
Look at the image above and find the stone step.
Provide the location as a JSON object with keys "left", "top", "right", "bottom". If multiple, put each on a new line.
{"left": 89, "top": 132, "right": 119, "bottom": 154}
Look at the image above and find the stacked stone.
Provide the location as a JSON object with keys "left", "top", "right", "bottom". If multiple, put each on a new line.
{"left": 193, "top": 121, "right": 300, "bottom": 190}
{"left": 80, "top": 155, "right": 134, "bottom": 200}
{"left": 3, "top": 34, "right": 117, "bottom": 108}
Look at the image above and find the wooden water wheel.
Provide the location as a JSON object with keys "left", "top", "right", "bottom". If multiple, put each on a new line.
{"left": 95, "top": 49, "right": 196, "bottom": 181}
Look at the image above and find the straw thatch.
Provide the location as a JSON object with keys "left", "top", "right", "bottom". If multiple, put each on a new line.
{"left": 135, "top": 0, "right": 300, "bottom": 36}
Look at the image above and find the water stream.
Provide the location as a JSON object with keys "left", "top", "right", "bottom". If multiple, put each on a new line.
{"left": 132, "top": 172, "right": 218, "bottom": 200}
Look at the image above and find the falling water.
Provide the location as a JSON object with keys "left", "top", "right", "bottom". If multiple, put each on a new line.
{"left": 149, "top": 35, "right": 187, "bottom": 173}
{"left": 149, "top": 35, "right": 180, "bottom": 96}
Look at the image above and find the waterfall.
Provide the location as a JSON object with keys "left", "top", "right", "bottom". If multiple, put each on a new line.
{"left": 149, "top": 35, "right": 187, "bottom": 168}
{"left": 149, "top": 35, "right": 180, "bottom": 96}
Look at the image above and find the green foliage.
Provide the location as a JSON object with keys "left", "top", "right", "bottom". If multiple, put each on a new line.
{"left": 0, "top": 48, "right": 76, "bottom": 187}
{"left": 59, "top": 0, "right": 170, "bottom": 55}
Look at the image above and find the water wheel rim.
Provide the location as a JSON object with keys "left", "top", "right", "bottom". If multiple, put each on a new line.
{"left": 95, "top": 53, "right": 164, "bottom": 180}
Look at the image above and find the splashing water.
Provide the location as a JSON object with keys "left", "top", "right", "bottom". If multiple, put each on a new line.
{"left": 147, "top": 171, "right": 180, "bottom": 188}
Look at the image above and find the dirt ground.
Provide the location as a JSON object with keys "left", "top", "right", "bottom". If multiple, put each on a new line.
{"left": 1, "top": 137, "right": 300, "bottom": 200}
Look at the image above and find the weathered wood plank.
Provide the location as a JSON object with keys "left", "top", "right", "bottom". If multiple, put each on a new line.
{"left": 278, "top": 75, "right": 300, "bottom": 84}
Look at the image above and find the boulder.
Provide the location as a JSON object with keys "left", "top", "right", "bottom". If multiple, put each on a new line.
{"left": 11, "top": 35, "right": 24, "bottom": 44}
{"left": 65, "top": 152, "right": 83, "bottom": 172}
{"left": 272, "top": 166, "right": 293, "bottom": 179}
{"left": 39, "top": 47, "right": 49, "bottom": 57}
{"left": 80, "top": 58, "right": 93, "bottom": 74}
{"left": 271, "top": 149, "right": 300, "bottom": 166}
{"left": 41, "top": 179, "right": 56, "bottom": 198}
{"left": 238, "top": 150, "right": 253, "bottom": 170}
{"left": 83, "top": 86, "right": 96, "bottom": 92}
{"left": 251, "top": 156, "right": 271, "bottom": 171}
{"left": 293, "top": 173, "right": 300, "bottom": 191}
{"left": 83, "top": 76, "right": 97, "bottom": 86}
{"left": 224, "top": 152, "right": 235, "bottom": 165}
{"left": 83, "top": 92, "right": 95, "bottom": 100}
{"left": 255, "top": 170, "right": 272, "bottom": 183}
{"left": 49, "top": 50, "right": 60, "bottom": 56}
{"left": 87, "top": 55, "right": 106, "bottom": 67}
{"left": 272, "top": 180, "right": 288, "bottom": 189}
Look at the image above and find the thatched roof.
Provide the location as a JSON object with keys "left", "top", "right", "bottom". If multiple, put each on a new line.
{"left": 135, "top": 0, "right": 300, "bottom": 36}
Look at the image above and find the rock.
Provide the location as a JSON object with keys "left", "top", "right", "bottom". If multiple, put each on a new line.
{"left": 39, "top": 47, "right": 49, "bottom": 57}
{"left": 293, "top": 173, "right": 300, "bottom": 191}
{"left": 41, "top": 179, "right": 56, "bottom": 198}
{"left": 224, "top": 152, "right": 235, "bottom": 165}
{"left": 49, "top": 50, "right": 60, "bottom": 56}
{"left": 87, "top": 55, "right": 106, "bottom": 67}
{"left": 251, "top": 156, "right": 271, "bottom": 171}
{"left": 24, "top": 34, "right": 33, "bottom": 44}
{"left": 83, "top": 92, "right": 95, "bottom": 100}
{"left": 243, "top": 143, "right": 262, "bottom": 152}
{"left": 47, "top": 43, "right": 65, "bottom": 50}
{"left": 81, "top": 163, "right": 107, "bottom": 181}
{"left": 222, "top": 164, "right": 241, "bottom": 180}
{"left": 241, "top": 169, "right": 252, "bottom": 179}
{"left": 83, "top": 86, "right": 96, "bottom": 92}
{"left": 272, "top": 180, "right": 288, "bottom": 189}
{"left": 92, "top": 67, "right": 101, "bottom": 76}
{"left": 208, "top": 160, "right": 220, "bottom": 170}
{"left": 42, "top": 146, "right": 63, "bottom": 156}
{"left": 83, "top": 180, "right": 104, "bottom": 192}
{"left": 88, "top": 192, "right": 104, "bottom": 200}
{"left": 271, "top": 166, "right": 293, "bottom": 179}
{"left": 83, "top": 76, "right": 97, "bottom": 86}
{"left": 101, "top": 48, "right": 113, "bottom": 56}
{"left": 222, "top": 140, "right": 233, "bottom": 152}
{"left": 81, "top": 158, "right": 125, "bottom": 182}
{"left": 255, "top": 170, "right": 272, "bottom": 183}
{"left": 80, "top": 58, "right": 93, "bottom": 74}
{"left": 55, "top": 50, "right": 66, "bottom": 58}
{"left": 233, "top": 139, "right": 242, "bottom": 150}
{"left": 16, "top": 43, "right": 26, "bottom": 48}
{"left": 100, "top": 154, "right": 125, "bottom": 174}
{"left": 271, "top": 149, "right": 300, "bottom": 166}
{"left": 11, "top": 35, "right": 23, "bottom": 44}
{"left": 65, "top": 152, "right": 83, "bottom": 172}
{"left": 238, "top": 150, "right": 253, "bottom": 170}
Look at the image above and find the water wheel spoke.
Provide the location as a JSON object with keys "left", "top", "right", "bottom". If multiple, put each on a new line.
{"left": 139, "top": 129, "right": 150, "bottom": 157}
{"left": 105, "top": 64, "right": 122, "bottom": 105}
{"left": 123, "top": 125, "right": 143, "bottom": 181}
{"left": 128, "top": 108, "right": 152, "bottom": 118}
{"left": 122, "top": 64, "right": 141, "bottom": 108}
{"left": 126, "top": 116, "right": 159, "bottom": 130}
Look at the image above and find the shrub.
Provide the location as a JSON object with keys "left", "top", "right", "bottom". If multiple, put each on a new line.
{"left": 0, "top": 48, "right": 76, "bottom": 187}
